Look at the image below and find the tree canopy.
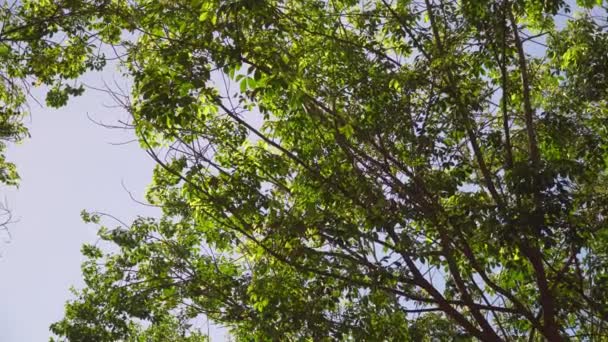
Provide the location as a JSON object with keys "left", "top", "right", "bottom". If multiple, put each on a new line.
{"left": 11, "top": 0, "right": 608, "bottom": 340}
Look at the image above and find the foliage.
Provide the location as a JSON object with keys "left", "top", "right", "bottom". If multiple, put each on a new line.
{"left": 26, "top": 0, "right": 608, "bottom": 340}
{"left": 50, "top": 301, "right": 208, "bottom": 342}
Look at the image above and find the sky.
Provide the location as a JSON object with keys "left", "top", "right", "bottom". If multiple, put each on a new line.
{"left": 0, "top": 70, "right": 161, "bottom": 341}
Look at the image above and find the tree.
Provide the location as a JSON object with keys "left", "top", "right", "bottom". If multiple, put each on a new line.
{"left": 39, "top": 0, "right": 608, "bottom": 340}
{"left": 50, "top": 297, "right": 208, "bottom": 342}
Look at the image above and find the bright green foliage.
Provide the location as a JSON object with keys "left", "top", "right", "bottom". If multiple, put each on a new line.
{"left": 128, "top": 317, "right": 208, "bottom": 342}
{"left": 50, "top": 299, "right": 208, "bottom": 342}
{"left": 30, "top": 0, "right": 608, "bottom": 340}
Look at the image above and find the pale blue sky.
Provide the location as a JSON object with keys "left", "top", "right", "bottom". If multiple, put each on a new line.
{"left": 0, "top": 70, "right": 160, "bottom": 341}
